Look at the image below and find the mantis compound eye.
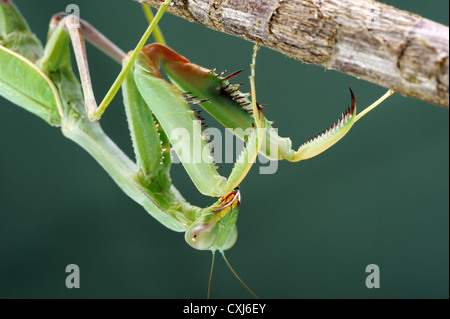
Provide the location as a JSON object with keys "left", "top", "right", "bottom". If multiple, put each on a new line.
{"left": 185, "top": 214, "right": 219, "bottom": 250}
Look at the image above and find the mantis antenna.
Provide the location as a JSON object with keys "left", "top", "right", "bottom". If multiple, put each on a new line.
{"left": 221, "top": 251, "right": 259, "bottom": 299}
{"left": 207, "top": 250, "right": 259, "bottom": 298}
{"left": 207, "top": 251, "right": 216, "bottom": 299}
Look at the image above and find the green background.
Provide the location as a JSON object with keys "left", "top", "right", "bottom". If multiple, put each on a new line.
{"left": 0, "top": 0, "right": 448, "bottom": 298}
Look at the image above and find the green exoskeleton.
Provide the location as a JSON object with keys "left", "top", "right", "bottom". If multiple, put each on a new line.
{"left": 0, "top": 0, "right": 395, "bottom": 297}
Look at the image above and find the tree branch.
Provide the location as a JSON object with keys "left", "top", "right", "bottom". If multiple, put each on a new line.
{"left": 139, "top": 0, "right": 449, "bottom": 108}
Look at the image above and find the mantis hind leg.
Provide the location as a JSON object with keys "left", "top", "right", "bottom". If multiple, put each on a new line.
{"left": 57, "top": 0, "right": 171, "bottom": 122}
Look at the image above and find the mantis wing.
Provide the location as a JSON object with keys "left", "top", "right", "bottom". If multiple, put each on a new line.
{"left": 0, "top": 46, "right": 62, "bottom": 125}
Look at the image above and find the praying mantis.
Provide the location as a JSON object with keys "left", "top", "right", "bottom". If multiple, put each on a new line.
{"left": 0, "top": 0, "right": 448, "bottom": 299}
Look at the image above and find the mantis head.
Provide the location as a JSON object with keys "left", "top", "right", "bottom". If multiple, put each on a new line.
{"left": 185, "top": 188, "right": 240, "bottom": 251}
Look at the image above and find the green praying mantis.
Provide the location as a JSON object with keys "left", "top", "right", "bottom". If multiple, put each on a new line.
{"left": 0, "top": 0, "right": 448, "bottom": 298}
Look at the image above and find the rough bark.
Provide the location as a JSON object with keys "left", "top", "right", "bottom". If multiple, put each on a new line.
{"left": 138, "top": 0, "right": 449, "bottom": 108}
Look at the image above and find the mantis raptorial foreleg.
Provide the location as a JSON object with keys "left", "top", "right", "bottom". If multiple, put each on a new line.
{"left": 159, "top": 48, "right": 395, "bottom": 163}
{"left": 133, "top": 43, "right": 266, "bottom": 196}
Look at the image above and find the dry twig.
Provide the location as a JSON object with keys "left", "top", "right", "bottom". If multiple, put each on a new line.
{"left": 139, "top": 0, "right": 449, "bottom": 108}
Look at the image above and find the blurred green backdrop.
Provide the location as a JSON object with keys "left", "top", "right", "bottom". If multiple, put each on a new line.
{"left": 0, "top": 0, "right": 448, "bottom": 298}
